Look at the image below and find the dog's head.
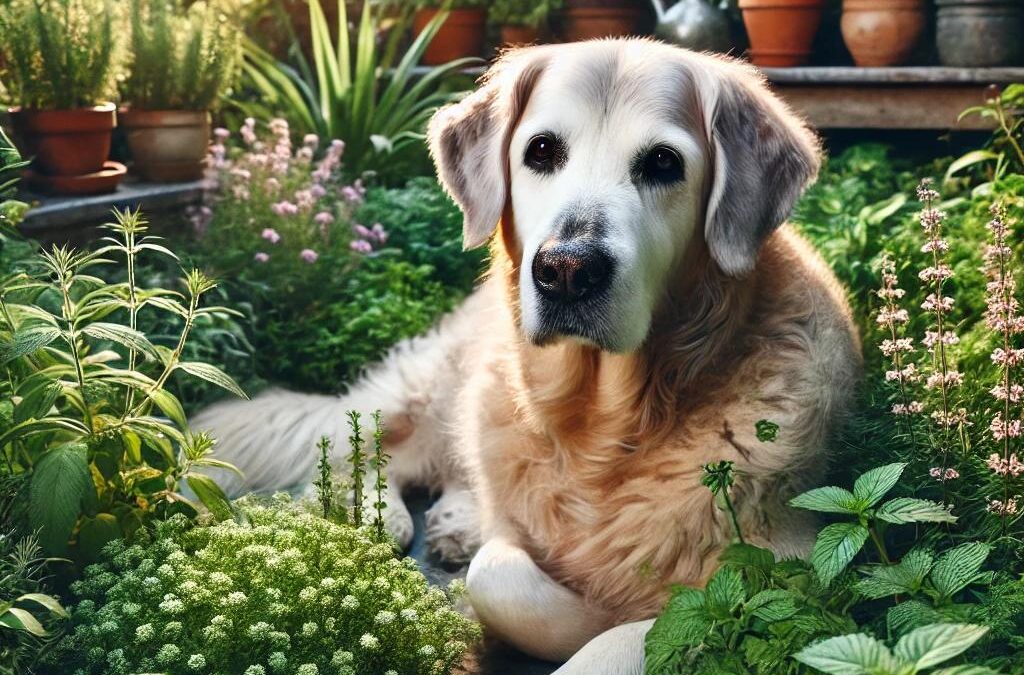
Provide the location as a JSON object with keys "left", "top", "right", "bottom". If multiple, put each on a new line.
{"left": 428, "top": 39, "right": 820, "bottom": 353}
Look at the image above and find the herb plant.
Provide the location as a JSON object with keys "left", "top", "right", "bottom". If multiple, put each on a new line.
{"left": 123, "top": 0, "right": 241, "bottom": 111}
{"left": 0, "top": 128, "right": 29, "bottom": 230}
{"left": 488, "top": 0, "right": 563, "bottom": 27}
{"left": 0, "top": 0, "right": 116, "bottom": 109}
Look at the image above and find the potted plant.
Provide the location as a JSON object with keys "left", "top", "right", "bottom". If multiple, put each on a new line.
{"left": 840, "top": 0, "right": 925, "bottom": 67}
{"left": 120, "top": 0, "right": 241, "bottom": 183}
{"left": 936, "top": 0, "right": 1023, "bottom": 67}
{"left": 490, "top": 0, "right": 563, "bottom": 45}
{"left": 561, "top": 0, "right": 645, "bottom": 41}
{"left": 738, "top": 0, "right": 825, "bottom": 66}
{"left": 0, "top": 0, "right": 123, "bottom": 195}
{"left": 413, "top": 0, "right": 487, "bottom": 65}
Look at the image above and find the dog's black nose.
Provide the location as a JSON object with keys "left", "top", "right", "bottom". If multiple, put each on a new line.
{"left": 532, "top": 240, "right": 613, "bottom": 303}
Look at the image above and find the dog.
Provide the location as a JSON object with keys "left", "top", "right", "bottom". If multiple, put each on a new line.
{"left": 194, "top": 39, "right": 860, "bottom": 674}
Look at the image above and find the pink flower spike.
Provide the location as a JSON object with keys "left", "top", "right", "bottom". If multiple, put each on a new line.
{"left": 314, "top": 212, "right": 334, "bottom": 226}
{"left": 300, "top": 248, "right": 319, "bottom": 263}
{"left": 214, "top": 127, "right": 230, "bottom": 141}
{"left": 261, "top": 228, "right": 282, "bottom": 244}
{"left": 350, "top": 239, "right": 372, "bottom": 254}
{"left": 254, "top": 252, "right": 270, "bottom": 263}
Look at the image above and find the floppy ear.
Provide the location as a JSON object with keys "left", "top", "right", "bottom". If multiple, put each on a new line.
{"left": 428, "top": 49, "right": 547, "bottom": 250}
{"left": 703, "top": 66, "right": 821, "bottom": 277}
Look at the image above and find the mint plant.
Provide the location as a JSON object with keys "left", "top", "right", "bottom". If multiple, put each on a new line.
{"left": 794, "top": 623, "right": 993, "bottom": 675}
{"left": 790, "top": 463, "right": 955, "bottom": 585}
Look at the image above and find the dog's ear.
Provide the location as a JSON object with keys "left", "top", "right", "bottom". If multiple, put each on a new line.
{"left": 428, "top": 50, "right": 547, "bottom": 250}
{"left": 702, "top": 66, "right": 821, "bottom": 277}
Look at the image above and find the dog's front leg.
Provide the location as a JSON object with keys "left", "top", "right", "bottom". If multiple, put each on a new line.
{"left": 552, "top": 620, "right": 653, "bottom": 675}
{"left": 466, "top": 537, "right": 614, "bottom": 662}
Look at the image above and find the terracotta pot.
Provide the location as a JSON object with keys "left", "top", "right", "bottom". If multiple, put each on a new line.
{"left": 562, "top": 7, "right": 643, "bottom": 41}
{"left": 500, "top": 24, "right": 539, "bottom": 46}
{"left": 120, "top": 109, "right": 211, "bottom": 183}
{"left": 841, "top": 0, "right": 925, "bottom": 66}
{"left": 936, "top": 0, "right": 1023, "bottom": 67}
{"left": 8, "top": 103, "right": 116, "bottom": 177}
{"left": 413, "top": 8, "right": 486, "bottom": 65}
{"left": 738, "top": 0, "right": 826, "bottom": 67}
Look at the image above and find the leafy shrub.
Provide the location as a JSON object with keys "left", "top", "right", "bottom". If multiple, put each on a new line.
{"left": 0, "top": 127, "right": 29, "bottom": 229}
{"left": 0, "top": 210, "right": 243, "bottom": 560}
{"left": 0, "top": 0, "right": 116, "bottom": 109}
{"left": 46, "top": 496, "right": 480, "bottom": 675}
{"left": 488, "top": 0, "right": 563, "bottom": 27}
{"left": 123, "top": 0, "right": 241, "bottom": 111}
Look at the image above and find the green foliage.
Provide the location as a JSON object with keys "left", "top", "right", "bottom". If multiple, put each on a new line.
{"left": 794, "top": 623, "right": 993, "bottom": 675}
{"left": 756, "top": 419, "right": 780, "bottom": 443}
{"left": 949, "top": 85, "right": 1024, "bottom": 187}
{"left": 371, "top": 410, "right": 389, "bottom": 542}
{"left": 123, "top": 0, "right": 241, "bottom": 110}
{"left": 0, "top": 210, "right": 243, "bottom": 559}
{"left": 701, "top": 460, "right": 745, "bottom": 544}
{"left": 313, "top": 435, "right": 334, "bottom": 521}
{"left": 488, "top": 0, "right": 563, "bottom": 26}
{"left": 237, "top": 0, "right": 473, "bottom": 181}
{"left": 0, "top": 127, "right": 29, "bottom": 230}
{"left": 790, "top": 464, "right": 955, "bottom": 586}
{"left": 645, "top": 543, "right": 857, "bottom": 674}
{"left": 0, "top": 0, "right": 116, "bottom": 109}
{"left": 346, "top": 410, "right": 366, "bottom": 528}
{"left": 44, "top": 496, "right": 481, "bottom": 674}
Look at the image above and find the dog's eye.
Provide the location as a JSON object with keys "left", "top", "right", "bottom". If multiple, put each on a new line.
{"left": 640, "top": 146, "right": 684, "bottom": 186}
{"left": 525, "top": 134, "right": 561, "bottom": 174}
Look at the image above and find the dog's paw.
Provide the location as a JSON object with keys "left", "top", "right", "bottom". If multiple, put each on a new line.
{"left": 384, "top": 498, "right": 415, "bottom": 550}
{"left": 425, "top": 489, "right": 482, "bottom": 564}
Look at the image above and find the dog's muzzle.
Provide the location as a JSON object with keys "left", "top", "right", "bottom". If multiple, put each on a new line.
{"left": 532, "top": 239, "right": 614, "bottom": 304}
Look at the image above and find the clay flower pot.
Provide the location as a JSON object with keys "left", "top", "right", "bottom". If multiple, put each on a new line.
{"left": 8, "top": 103, "right": 116, "bottom": 177}
{"left": 413, "top": 8, "right": 487, "bottom": 66}
{"left": 841, "top": 0, "right": 925, "bottom": 67}
{"left": 120, "top": 109, "right": 211, "bottom": 182}
{"left": 738, "top": 0, "right": 826, "bottom": 67}
{"left": 936, "top": 0, "right": 1023, "bottom": 67}
{"left": 500, "top": 24, "right": 539, "bottom": 45}
{"left": 562, "top": 2, "right": 644, "bottom": 41}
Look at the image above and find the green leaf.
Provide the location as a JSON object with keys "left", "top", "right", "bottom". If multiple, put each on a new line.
{"left": 875, "top": 498, "right": 956, "bottom": 524}
{"left": 17, "top": 593, "right": 67, "bottom": 618}
{"left": 790, "top": 486, "right": 862, "bottom": 514}
{"left": 175, "top": 361, "right": 247, "bottom": 399}
{"left": 852, "top": 463, "right": 906, "bottom": 507}
{"left": 76, "top": 513, "right": 123, "bottom": 564}
{"left": 719, "top": 543, "right": 776, "bottom": 573}
{"left": 888, "top": 600, "right": 943, "bottom": 638}
{"left": 705, "top": 567, "right": 745, "bottom": 618}
{"left": 932, "top": 666, "right": 1000, "bottom": 675}
{"left": 856, "top": 548, "right": 933, "bottom": 600}
{"left": 645, "top": 588, "right": 711, "bottom": 673}
{"left": 147, "top": 389, "right": 188, "bottom": 430}
{"left": 793, "top": 633, "right": 897, "bottom": 675}
{"left": 1, "top": 608, "right": 47, "bottom": 636}
{"left": 1, "top": 326, "right": 62, "bottom": 364}
{"left": 810, "top": 522, "right": 869, "bottom": 587}
{"left": 13, "top": 380, "right": 61, "bottom": 424}
{"left": 943, "top": 149, "right": 1000, "bottom": 183}
{"left": 930, "top": 543, "right": 991, "bottom": 600}
{"left": 186, "top": 474, "right": 232, "bottom": 521}
{"left": 30, "top": 444, "right": 92, "bottom": 555}
{"left": 746, "top": 589, "right": 797, "bottom": 622}
{"left": 81, "top": 322, "right": 160, "bottom": 360}
{"left": 893, "top": 624, "right": 988, "bottom": 670}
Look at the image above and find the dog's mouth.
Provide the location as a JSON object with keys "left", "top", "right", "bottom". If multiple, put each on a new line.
{"left": 530, "top": 296, "right": 618, "bottom": 350}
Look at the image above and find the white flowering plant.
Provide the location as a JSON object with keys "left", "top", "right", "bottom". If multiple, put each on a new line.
{"left": 44, "top": 495, "right": 480, "bottom": 675}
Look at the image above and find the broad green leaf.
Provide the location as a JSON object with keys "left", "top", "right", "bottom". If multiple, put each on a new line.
{"left": 810, "top": 522, "right": 869, "bottom": 587}
{"left": 790, "top": 486, "right": 862, "bottom": 514}
{"left": 856, "top": 548, "right": 933, "bottom": 600}
{"left": 888, "top": 600, "right": 942, "bottom": 638}
{"left": 186, "top": 474, "right": 232, "bottom": 521}
{"left": 705, "top": 567, "right": 745, "bottom": 617}
{"left": 793, "top": 633, "right": 897, "bottom": 675}
{"left": 1, "top": 608, "right": 47, "bottom": 636}
{"left": 943, "top": 149, "right": 1000, "bottom": 183}
{"left": 746, "top": 589, "right": 797, "bottom": 622}
{"left": 76, "top": 513, "right": 123, "bottom": 564}
{"left": 893, "top": 624, "right": 988, "bottom": 670}
{"left": 147, "top": 389, "right": 188, "bottom": 430}
{"left": 852, "top": 463, "right": 906, "bottom": 507}
{"left": 875, "top": 498, "right": 956, "bottom": 524}
{"left": 645, "top": 588, "right": 712, "bottom": 672}
{"left": 175, "top": 361, "right": 247, "bottom": 399}
{"left": 930, "top": 543, "right": 991, "bottom": 600}
{"left": 17, "top": 593, "right": 67, "bottom": 618}
{"left": 1, "top": 326, "right": 62, "bottom": 364}
{"left": 719, "top": 543, "right": 775, "bottom": 573}
{"left": 30, "top": 443, "right": 92, "bottom": 555}
{"left": 81, "top": 322, "right": 160, "bottom": 360}
{"left": 13, "top": 380, "right": 61, "bottom": 424}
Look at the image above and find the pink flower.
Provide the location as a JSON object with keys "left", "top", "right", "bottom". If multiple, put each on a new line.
{"left": 271, "top": 201, "right": 299, "bottom": 217}
{"left": 314, "top": 212, "right": 334, "bottom": 226}
{"left": 265, "top": 177, "right": 280, "bottom": 192}
{"left": 350, "top": 239, "right": 372, "bottom": 254}
{"left": 371, "top": 223, "right": 388, "bottom": 244}
{"left": 929, "top": 467, "right": 960, "bottom": 481}
{"left": 261, "top": 228, "right": 281, "bottom": 244}
{"left": 303, "top": 133, "right": 319, "bottom": 148}
{"left": 300, "top": 248, "right": 319, "bottom": 263}
{"left": 310, "top": 184, "right": 327, "bottom": 199}
{"left": 214, "top": 127, "right": 230, "bottom": 141}
{"left": 254, "top": 252, "right": 270, "bottom": 263}
{"left": 987, "top": 497, "right": 1020, "bottom": 516}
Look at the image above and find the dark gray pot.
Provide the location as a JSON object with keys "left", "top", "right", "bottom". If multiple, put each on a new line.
{"left": 935, "top": 0, "right": 1024, "bottom": 67}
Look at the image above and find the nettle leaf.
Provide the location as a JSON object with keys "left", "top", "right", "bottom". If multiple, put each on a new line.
{"left": 930, "top": 543, "right": 991, "bottom": 600}
{"left": 746, "top": 589, "right": 798, "bottom": 622}
{"left": 645, "top": 588, "right": 711, "bottom": 673}
{"left": 811, "top": 522, "right": 869, "bottom": 587}
{"left": 888, "top": 600, "right": 943, "bottom": 638}
{"left": 856, "top": 548, "right": 933, "bottom": 600}
{"left": 175, "top": 361, "right": 248, "bottom": 399}
{"left": 793, "top": 633, "right": 898, "bottom": 675}
{"left": 875, "top": 498, "right": 956, "bottom": 525}
{"left": 852, "top": 463, "right": 906, "bottom": 507}
{"left": 790, "top": 486, "right": 862, "bottom": 515}
{"left": 29, "top": 443, "right": 92, "bottom": 555}
{"left": 893, "top": 624, "right": 988, "bottom": 671}
{"left": 81, "top": 322, "right": 160, "bottom": 360}
{"left": 932, "top": 666, "right": 1001, "bottom": 675}
{"left": 719, "top": 543, "right": 776, "bottom": 574}
{"left": 705, "top": 567, "right": 745, "bottom": 618}
{"left": 1, "top": 325, "right": 62, "bottom": 364}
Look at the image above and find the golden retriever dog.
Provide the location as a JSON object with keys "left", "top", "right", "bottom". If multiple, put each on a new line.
{"left": 195, "top": 39, "right": 860, "bottom": 673}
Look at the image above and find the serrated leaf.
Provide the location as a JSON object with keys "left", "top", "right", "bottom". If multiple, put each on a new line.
{"left": 175, "top": 361, "right": 247, "bottom": 399}
{"left": 793, "top": 633, "right": 897, "bottom": 675}
{"left": 30, "top": 444, "right": 92, "bottom": 555}
{"left": 645, "top": 587, "right": 711, "bottom": 672}
{"left": 81, "top": 322, "right": 159, "bottom": 360}
{"left": 718, "top": 543, "right": 776, "bottom": 572}
{"left": 705, "top": 567, "right": 745, "bottom": 617}
{"left": 932, "top": 666, "right": 1000, "bottom": 675}
{"left": 811, "top": 522, "right": 869, "bottom": 587}
{"left": 888, "top": 600, "right": 942, "bottom": 637}
{"left": 852, "top": 463, "right": 906, "bottom": 507}
{"left": 1, "top": 326, "right": 62, "bottom": 364}
{"left": 930, "top": 543, "right": 991, "bottom": 600}
{"left": 746, "top": 589, "right": 797, "bottom": 622}
{"left": 875, "top": 498, "right": 956, "bottom": 524}
{"left": 790, "top": 486, "right": 863, "bottom": 514}
{"left": 185, "top": 474, "right": 232, "bottom": 521}
{"left": 893, "top": 624, "right": 988, "bottom": 670}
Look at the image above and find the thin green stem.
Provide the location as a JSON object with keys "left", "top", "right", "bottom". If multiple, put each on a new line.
{"left": 868, "top": 523, "right": 891, "bottom": 565}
